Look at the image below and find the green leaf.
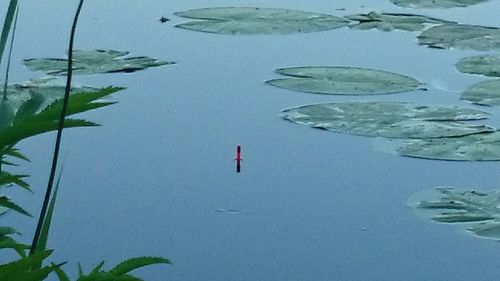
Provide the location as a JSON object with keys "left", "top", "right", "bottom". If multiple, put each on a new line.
{"left": 91, "top": 261, "right": 106, "bottom": 274}
{"left": 0, "top": 249, "right": 54, "bottom": 280}
{"left": 0, "top": 98, "right": 15, "bottom": 130}
{"left": 35, "top": 87, "right": 123, "bottom": 121}
{"left": 0, "top": 0, "right": 18, "bottom": 65}
{"left": 266, "top": 66, "right": 421, "bottom": 95}
{"left": 0, "top": 196, "right": 31, "bottom": 216}
{"left": 0, "top": 171, "right": 31, "bottom": 191}
{"left": 398, "top": 131, "right": 500, "bottom": 161}
{"left": 175, "top": 7, "right": 349, "bottom": 35}
{"left": 409, "top": 187, "right": 500, "bottom": 241}
{"left": 109, "top": 257, "right": 171, "bottom": 276}
{"left": 456, "top": 54, "right": 500, "bottom": 77}
{"left": 52, "top": 263, "right": 71, "bottom": 281}
{"left": 4, "top": 147, "right": 30, "bottom": 162}
{"left": 281, "top": 101, "right": 493, "bottom": 139}
{"left": 0, "top": 118, "right": 97, "bottom": 149}
{"left": 24, "top": 50, "right": 174, "bottom": 76}
{"left": 35, "top": 171, "right": 63, "bottom": 256}
{"left": 346, "top": 12, "right": 451, "bottom": 32}
{"left": 418, "top": 23, "right": 500, "bottom": 51}
{"left": 390, "top": 0, "right": 490, "bottom": 8}
{"left": 461, "top": 79, "right": 500, "bottom": 106}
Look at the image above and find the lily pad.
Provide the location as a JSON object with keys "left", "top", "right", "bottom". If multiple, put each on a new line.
{"left": 418, "top": 24, "right": 500, "bottom": 51}
{"left": 461, "top": 79, "right": 500, "bottom": 106}
{"left": 456, "top": 54, "right": 500, "bottom": 77}
{"left": 174, "top": 7, "right": 349, "bottom": 35}
{"left": 346, "top": 12, "right": 451, "bottom": 32}
{"left": 398, "top": 131, "right": 500, "bottom": 161}
{"left": 23, "top": 50, "right": 174, "bottom": 76}
{"left": 266, "top": 66, "right": 421, "bottom": 95}
{"left": 280, "top": 101, "right": 492, "bottom": 139}
{"left": 390, "top": 0, "right": 490, "bottom": 9}
{"left": 409, "top": 187, "right": 500, "bottom": 240}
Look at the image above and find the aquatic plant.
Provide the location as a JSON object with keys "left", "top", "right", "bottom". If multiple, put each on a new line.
{"left": 418, "top": 23, "right": 500, "bottom": 51}
{"left": 174, "top": 7, "right": 349, "bottom": 35}
{"left": 0, "top": 0, "right": 170, "bottom": 280}
{"left": 461, "top": 79, "right": 500, "bottom": 106}
{"left": 390, "top": 0, "right": 490, "bottom": 9}
{"left": 267, "top": 66, "right": 422, "bottom": 95}
{"left": 346, "top": 12, "right": 451, "bottom": 32}
{"left": 280, "top": 101, "right": 492, "bottom": 139}
{"left": 398, "top": 131, "right": 500, "bottom": 161}
{"left": 409, "top": 187, "right": 500, "bottom": 240}
{"left": 456, "top": 54, "right": 500, "bottom": 77}
{"left": 24, "top": 49, "right": 174, "bottom": 76}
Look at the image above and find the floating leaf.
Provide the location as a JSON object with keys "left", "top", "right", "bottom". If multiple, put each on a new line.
{"left": 280, "top": 101, "right": 492, "bottom": 139}
{"left": 409, "top": 187, "right": 500, "bottom": 240}
{"left": 398, "top": 131, "right": 500, "bottom": 161}
{"left": 24, "top": 49, "right": 174, "bottom": 76}
{"left": 390, "top": 0, "right": 490, "bottom": 8}
{"left": 461, "top": 79, "right": 500, "bottom": 106}
{"left": 418, "top": 24, "right": 500, "bottom": 51}
{"left": 174, "top": 7, "right": 349, "bottom": 35}
{"left": 267, "top": 66, "right": 421, "bottom": 95}
{"left": 456, "top": 54, "right": 500, "bottom": 77}
{"left": 346, "top": 12, "right": 451, "bottom": 32}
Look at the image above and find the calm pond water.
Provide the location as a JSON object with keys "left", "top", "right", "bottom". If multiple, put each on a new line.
{"left": 4, "top": 0, "right": 500, "bottom": 280}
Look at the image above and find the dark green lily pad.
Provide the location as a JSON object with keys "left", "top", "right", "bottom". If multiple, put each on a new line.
{"left": 174, "top": 7, "right": 349, "bottom": 35}
{"left": 346, "top": 12, "right": 451, "bottom": 32}
{"left": 280, "top": 101, "right": 492, "bottom": 139}
{"left": 409, "top": 187, "right": 500, "bottom": 240}
{"left": 266, "top": 66, "right": 421, "bottom": 95}
{"left": 23, "top": 50, "right": 174, "bottom": 76}
{"left": 398, "top": 131, "right": 500, "bottom": 161}
{"left": 418, "top": 24, "right": 500, "bottom": 51}
{"left": 456, "top": 54, "right": 500, "bottom": 77}
{"left": 390, "top": 0, "right": 490, "bottom": 8}
{"left": 461, "top": 79, "right": 500, "bottom": 106}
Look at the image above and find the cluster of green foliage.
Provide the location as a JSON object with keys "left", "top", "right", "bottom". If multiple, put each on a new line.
{"left": 0, "top": 1, "right": 170, "bottom": 280}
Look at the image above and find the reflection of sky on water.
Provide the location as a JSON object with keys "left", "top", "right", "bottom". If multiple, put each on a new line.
{"left": 3, "top": 0, "right": 500, "bottom": 280}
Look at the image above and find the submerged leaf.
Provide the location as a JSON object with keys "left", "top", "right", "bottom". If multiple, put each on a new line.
{"left": 418, "top": 24, "right": 500, "bottom": 51}
{"left": 456, "top": 54, "right": 500, "bottom": 77}
{"left": 24, "top": 49, "right": 174, "bottom": 76}
{"left": 267, "top": 66, "right": 421, "bottom": 95}
{"left": 346, "top": 12, "right": 451, "bottom": 32}
{"left": 461, "top": 79, "right": 500, "bottom": 106}
{"left": 280, "top": 101, "right": 492, "bottom": 139}
{"left": 390, "top": 0, "right": 490, "bottom": 8}
{"left": 398, "top": 131, "right": 500, "bottom": 161}
{"left": 175, "top": 7, "right": 349, "bottom": 35}
{"left": 409, "top": 187, "right": 500, "bottom": 240}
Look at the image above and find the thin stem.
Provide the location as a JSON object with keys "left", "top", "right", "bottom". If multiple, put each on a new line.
{"left": 30, "top": 0, "right": 85, "bottom": 256}
{"left": 3, "top": 4, "right": 20, "bottom": 99}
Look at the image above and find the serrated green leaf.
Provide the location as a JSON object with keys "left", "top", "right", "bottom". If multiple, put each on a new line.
{"left": 109, "top": 256, "right": 171, "bottom": 276}
{"left": 0, "top": 196, "right": 31, "bottom": 216}
{"left": 91, "top": 261, "right": 105, "bottom": 274}
{"left": 53, "top": 263, "right": 71, "bottom": 281}
{"left": 0, "top": 118, "right": 97, "bottom": 149}
{"left": 0, "top": 171, "right": 31, "bottom": 191}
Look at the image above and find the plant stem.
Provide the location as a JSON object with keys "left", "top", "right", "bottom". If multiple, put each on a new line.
{"left": 3, "top": 4, "right": 19, "bottom": 99}
{"left": 30, "top": 0, "right": 85, "bottom": 256}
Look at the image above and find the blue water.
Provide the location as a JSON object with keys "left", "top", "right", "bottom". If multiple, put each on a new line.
{"left": 4, "top": 0, "right": 500, "bottom": 280}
